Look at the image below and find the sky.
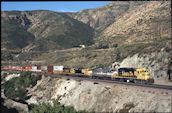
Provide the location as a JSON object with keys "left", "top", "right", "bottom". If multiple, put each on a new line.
{"left": 1, "top": 1, "right": 110, "bottom": 12}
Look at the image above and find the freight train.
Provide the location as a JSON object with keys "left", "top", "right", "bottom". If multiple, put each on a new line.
{"left": 2, "top": 65, "right": 154, "bottom": 84}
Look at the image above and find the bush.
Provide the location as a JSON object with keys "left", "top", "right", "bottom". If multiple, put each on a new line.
{"left": 30, "top": 101, "right": 93, "bottom": 113}
{"left": 4, "top": 71, "right": 41, "bottom": 101}
{"left": 96, "top": 64, "right": 104, "bottom": 68}
{"left": 113, "top": 44, "right": 118, "bottom": 48}
{"left": 96, "top": 43, "right": 109, "bottom": 49}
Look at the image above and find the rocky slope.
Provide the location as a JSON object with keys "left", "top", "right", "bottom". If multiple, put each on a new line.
{"left": 26, "top": 75, "right": 172, "bottom": 112}
{"left": 94, "top": 1, "right": 171, "bottom": 48}
{"left": 68, "top": 1, "right": 144, "bottom": 34}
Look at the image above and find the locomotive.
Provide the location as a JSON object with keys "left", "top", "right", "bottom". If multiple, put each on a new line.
{"left": 62, "top": 68, "right": 93, "bottom": 77}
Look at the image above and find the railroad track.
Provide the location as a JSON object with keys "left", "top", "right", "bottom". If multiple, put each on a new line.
{"left": 46, "top": 74, "right": 172, "bottom": 90}
{"left": 2, "top": 70, "right": 172, "bottom": 90}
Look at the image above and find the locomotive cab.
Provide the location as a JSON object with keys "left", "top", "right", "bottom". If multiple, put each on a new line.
{"left": 134, "top": 67, "right": 154, "bottom": 83}
{"left": 82, "top": 69, "right": 93, "bottom": 76}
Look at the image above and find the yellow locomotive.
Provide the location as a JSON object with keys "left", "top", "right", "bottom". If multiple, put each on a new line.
{"left": 112, "top": 67, "right": 154, "bottom": 84}
{"left": 62, "top": 68, "right": 93, "bottom": 77}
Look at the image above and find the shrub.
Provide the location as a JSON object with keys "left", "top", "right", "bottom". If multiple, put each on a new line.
{"left": 96, "top": 64, "right": 104, "bottom": 68}
{"left": 4, "top": 71, "right": 41, "bottom": 101}
{"left": 30, "top": 101, "right": 94, "bottom": 113}
{"left": 96, "top": 43, "right": 109, "bottom": 49}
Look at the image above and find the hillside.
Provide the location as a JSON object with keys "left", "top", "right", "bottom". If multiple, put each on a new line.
{"left": 1, "top": 14, "right": 35, "bottom": 50}
{"left": 67, "top": 1, "right": 147, "bottom": 36}
{"left": 34, "top": 1, "right": 171, "bottom": 63}
{"left": 95, "top": 1, "right": 171, "bottom": 48}
{"left": 1, "top": 10, "right": 94, "bottom": 51}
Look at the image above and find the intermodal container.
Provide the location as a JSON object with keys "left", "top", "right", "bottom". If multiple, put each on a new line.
{"left": 29, "top": 66, "right": 32, "bottom": 71}
{"left": 31, "top": 66, "right": 37, "bottom": 72}
{"left": 37, "top": 66, "right": 41, "bottom": 70}
{"left": 18, "top": 66, "right": 23, "bottom": 71}
{"left": 13, "top": 66, "right": 17, "bottom": 70}
{"left": 41, "top": 66, "right": 47, "bottom": 70}
{"left": 11, "top": 66, "right": 14, "bottom": 70}
{"left": 3, "top": 66, "right": 8, "bottom": 70}
{"left": 8, "top": 66, "right": 13, "bottom": 70}
{"left": 53, "top": 66, "right": 63, "bottom": 74}
{"left": 8, "top": 66, "right": 10, "bottom": 69}
{"left": 25, "top": 66, "right": 32, "bottom": 71}
{"left": 16, "top": 66, "right": 19, "bottom": 70}
{"left": 23, "top": 66, "right": 26, "bottom": 71}
{"left": 47, "top": 66, "right": 53, "bottom": 73}
{"left": 36, "top": 66, "right": 41, "bottom": 72}
{"left": 25, "top": 66, "right": 30, "bottom": 71}
{"left": 41, "top": 66, "right": 47, "bottom": 73}
{"left": 9, "top": 66, "right": 12, "bottom": 70}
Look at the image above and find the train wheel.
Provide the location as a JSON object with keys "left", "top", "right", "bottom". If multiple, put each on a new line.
{"left": 134, "top": 79, "right": 140, "bottom": 84}
{"left": 141, "top": 80, "right": 147, "bottom": 84}
{"left": 119, "top": 78, "right": 125, "bottom": 82}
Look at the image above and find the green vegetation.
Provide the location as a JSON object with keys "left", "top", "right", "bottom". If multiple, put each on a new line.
{"left": 4, "top": 71, "right": 41, "bottom": 101}
{"left": 1, "top": 18, "right": 35, "bottom": 49}
{"left": 113, "top": 36, "right": 171, "bottom": 61}
{"left": 95, "top": 43, "right": 109, "bottom": 49}
{"left": 30, "top": 101, "right": 94, "bottom": 113}
{"left": 34, "top": 35, "right": 171, "bottom": 68}
{"left": 96, "top": 64, "right": 104, "bottom": 68}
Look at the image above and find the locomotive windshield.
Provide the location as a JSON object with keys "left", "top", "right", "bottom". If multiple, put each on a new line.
{"left": 142, "top": 70, "right": 148, "bottom": 72}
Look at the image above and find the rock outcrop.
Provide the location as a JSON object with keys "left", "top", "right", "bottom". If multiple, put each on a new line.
{"left": 26, "top": 75, "right": 172, "bottom": 112}
{"left": 5, "top": 73, "right": 20, "bottom": 81}
{"left": 112, "top": 49, "right": 172, "bottom": 85}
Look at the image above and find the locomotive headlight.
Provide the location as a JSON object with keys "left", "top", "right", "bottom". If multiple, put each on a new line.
{"left": 145, "top": 72, "right": 150, "bottom": 75}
